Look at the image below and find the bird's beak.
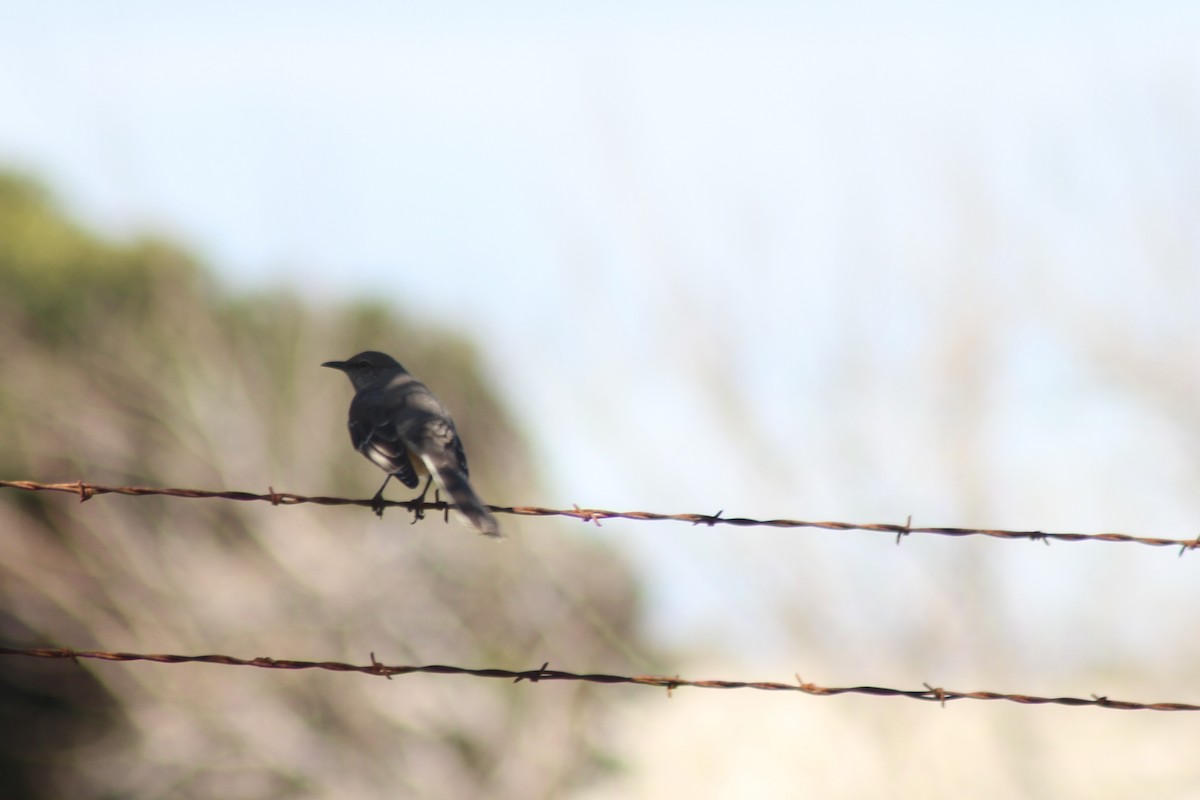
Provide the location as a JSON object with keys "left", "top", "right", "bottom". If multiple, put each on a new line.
{"left": 321, "top": 360, "right": 347, "bottom": 370}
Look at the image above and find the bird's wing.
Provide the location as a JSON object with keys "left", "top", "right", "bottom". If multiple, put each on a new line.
{"left": 453, "top": 428, "right": 469, "bottom": 478}
{"left": 349, "top": 417, "right": 420, "bottom": 488}
{"left": 407, "top": 416, "right": 464, "bottom": 469}
{"left": 408, "top": 416, "right": 499, "bottom": 537}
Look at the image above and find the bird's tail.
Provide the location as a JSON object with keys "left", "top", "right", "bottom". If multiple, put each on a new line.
{"left": 424, "top": 457, "right": 502, "bottom": 538}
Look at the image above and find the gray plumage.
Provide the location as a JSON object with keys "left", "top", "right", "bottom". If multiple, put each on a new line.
{"left": 323, "top": 350, "right": 501, "bottom": 538}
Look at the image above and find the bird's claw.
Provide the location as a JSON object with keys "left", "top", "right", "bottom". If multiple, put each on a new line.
{"left": 408, "top": 497, "right": 427, "bottom": 525}
{"left": 370, "top": 488, "right": 389, "bottom": 518}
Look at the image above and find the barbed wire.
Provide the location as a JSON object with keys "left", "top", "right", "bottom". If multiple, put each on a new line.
{"left": 0, "top": 645, "right": 1194, "bottom": 712}
{"left": 3, "top": 479, "right": 1199, "bottom": 552}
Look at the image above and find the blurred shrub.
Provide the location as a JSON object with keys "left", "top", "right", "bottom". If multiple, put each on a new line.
{"left": 0, "top": 172, "right": 643, "bottom": 799}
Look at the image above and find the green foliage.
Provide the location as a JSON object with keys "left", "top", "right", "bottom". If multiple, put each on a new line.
{"left": 0, "top": 173, "right": 202, "bottom": 344}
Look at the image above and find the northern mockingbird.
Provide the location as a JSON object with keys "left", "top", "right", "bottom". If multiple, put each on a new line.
{"left": 323, "top": 350, "right": 501, "bottom": 538}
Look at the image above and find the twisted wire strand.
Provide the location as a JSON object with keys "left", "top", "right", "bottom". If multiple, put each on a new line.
{"left": 3, "top": 479, "right": 1198, "bottom": 552}
{"left": 0, "top": 646, "right": 1193, "bottom": 711}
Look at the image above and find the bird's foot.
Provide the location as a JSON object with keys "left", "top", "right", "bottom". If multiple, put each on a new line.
{"left": 371, "top": 491, "right": 388, "bottom": 518}
{"left": 408, "top": 492, "right": 429, "bottom": 525}
{"left": 408, "top": 476, "right": 435, "bottom": 525}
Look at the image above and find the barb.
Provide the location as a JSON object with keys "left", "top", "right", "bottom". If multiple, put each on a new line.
{"left": 0, "top": 646, "right": 1194, "bottom": 712}
{"left": 2, "top": 479, "right": 1198, "bottom": 552}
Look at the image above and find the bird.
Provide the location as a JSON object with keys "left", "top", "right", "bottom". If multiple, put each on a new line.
{"left": 322, "top": 350, "right": 501, "bottom": 538}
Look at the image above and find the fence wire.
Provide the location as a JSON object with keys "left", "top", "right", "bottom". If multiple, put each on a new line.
{"left": 2, "top": 479, "right": 1199, "bottom": 552}
{"left": 1, "top": 646, "right": 1194, "bottom": 712}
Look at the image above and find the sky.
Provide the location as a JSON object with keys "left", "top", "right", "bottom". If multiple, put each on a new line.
{"left": 3, "top": 0, "right": 1200, "bottom": 694}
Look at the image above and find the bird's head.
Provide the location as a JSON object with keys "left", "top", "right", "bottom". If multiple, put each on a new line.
{"left": 322, "top": 351, "right": 405, "bottom": 389}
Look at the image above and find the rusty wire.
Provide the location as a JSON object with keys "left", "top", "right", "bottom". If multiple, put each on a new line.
{"left": 2, "top": 479, "right": 1199, "bottom": 552}
{"left": 0, "top": 645, "right": 1194, "bottom": 711}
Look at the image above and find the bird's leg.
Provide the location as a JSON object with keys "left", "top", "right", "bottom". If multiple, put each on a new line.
{"left": 408, "top": 475, "right": 435, "bottom": 525}
{"left": 370, "top": 474, "right": 393, "bottom": 518}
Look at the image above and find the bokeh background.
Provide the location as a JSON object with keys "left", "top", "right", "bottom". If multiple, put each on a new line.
{"left": 3, "top": 1, "right": 1200, "bottom": 797}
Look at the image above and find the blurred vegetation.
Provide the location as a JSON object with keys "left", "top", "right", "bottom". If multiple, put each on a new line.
{"left": 0, "top": 172, "right": 644, "bottom": 799}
